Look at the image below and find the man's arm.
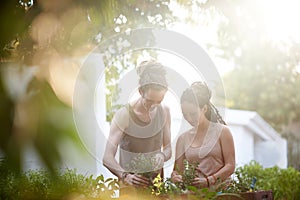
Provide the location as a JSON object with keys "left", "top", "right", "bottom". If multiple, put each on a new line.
{"left": 102, "top": 108, "right": 150, "bottom": 187}
{"left": 102, "top": 120, "right": 125, "bottom": 179}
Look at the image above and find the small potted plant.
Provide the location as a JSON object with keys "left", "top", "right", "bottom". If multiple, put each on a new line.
{"left": 126, "top": 153, "right": 161, "bottom": 183}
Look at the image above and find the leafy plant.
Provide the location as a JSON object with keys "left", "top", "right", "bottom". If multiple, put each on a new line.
{"left": 225, "top": 160, "right": 300, "bottom": 200}
{"left": 148, "top": 160, "right": 223, "bottom": 199}
{"left": 150, "top": 175, "right": 181, "bottom": 196}
{"left": 2, "top": 159, "right": 300, "bottom": 200}
{"left": 225, "top": 161, "right": 264, "bottom": 193}
{"left": 126, "top": 153, "right": 160, "bottom": 181}
{"left": 0, "top": 159, "right": 119, "bottom": 200}
{"left": 173, "top": 159, "right": 198, "bottom": 190}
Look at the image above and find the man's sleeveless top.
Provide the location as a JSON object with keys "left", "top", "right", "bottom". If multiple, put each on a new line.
{"left": 119, "top": 104, "right": 165, "bottom": 174}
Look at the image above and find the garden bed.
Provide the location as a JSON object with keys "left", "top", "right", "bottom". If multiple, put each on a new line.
{"left": 1, "top": 159, "right": 299, "bottom": 200}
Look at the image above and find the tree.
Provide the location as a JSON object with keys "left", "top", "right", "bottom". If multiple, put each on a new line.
{"left": 0, "top": 0, "right": 177, "bottom": 172}
{"left": 200, "top": 0, "right": 300, "bottom": 169}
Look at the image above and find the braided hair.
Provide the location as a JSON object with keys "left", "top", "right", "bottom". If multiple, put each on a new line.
{"left": 180, "top": 81, "right": 226, "bottom": 125}
{"left": 136, "top": 60, "right": 168, "bottom": 92}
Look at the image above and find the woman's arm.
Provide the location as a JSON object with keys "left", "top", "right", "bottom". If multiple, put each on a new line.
{"left": 208, "top": 126, "right": 235, "bottom": 184}
{"left": 161, "top": 105, "right": 172, "bottom": 161}
{"left": 171, "top": 134, "right": 186, "bottom": 183}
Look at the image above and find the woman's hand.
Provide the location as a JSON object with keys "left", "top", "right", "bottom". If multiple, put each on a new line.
{"left": 171, "top": 171, "right": 183, "bottom": 183}
{"left": 123, "top": 173, "right": 150, "bottom": 187}
{"left": 191, "top": 177, "right": 209, "bottom": 188}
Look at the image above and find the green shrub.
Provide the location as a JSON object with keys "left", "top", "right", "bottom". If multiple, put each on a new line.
{"left": 227, "top": 161, "right": 300, "bottom": 200}
{"left": 0, "top": 159, "right": 118, "bottom": 200}
{"left": 2, "top": 159, "right": 300, "bottom": 200}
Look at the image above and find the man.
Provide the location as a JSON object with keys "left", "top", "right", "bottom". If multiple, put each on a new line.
{"left": 103, "top": 60, "right": 172, "bottom": 187}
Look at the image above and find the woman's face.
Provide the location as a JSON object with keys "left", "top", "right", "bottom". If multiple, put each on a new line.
{"left": 141, "top": 88, "right": 166, "bottom": 111}
{"left": 181, "top": 101, "right": 205, "bottom": 127}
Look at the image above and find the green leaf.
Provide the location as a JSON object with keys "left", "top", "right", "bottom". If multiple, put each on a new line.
{"left": 96, "top": 174, "right": 104, "bottom": 183}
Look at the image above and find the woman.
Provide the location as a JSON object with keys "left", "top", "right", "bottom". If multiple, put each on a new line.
{"left": 171, "top": 81, "right": 235, "bottom": 189}
{"left": 103, "top": 60, "right": 172, "bottom": 187}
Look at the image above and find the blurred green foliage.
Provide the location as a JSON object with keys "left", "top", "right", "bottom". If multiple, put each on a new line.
{"left": 227, "top": 161, "right": 300, "bottom": 200}
{"left": 0, "top": 0, "right": 177, "bottom": 173}
{"left": 199, "top": 0, "right": 300, "bottom": 131}
{"left": 2, "top": 158, "right": 300, "bottom": 200}
{"left": 0, "top": 159, "right": 119, "bottom": 200}
{"left": 0, "top": 74, "right": 80, "bottom": 173}
{"left": 206, "top": 0, "right": 300, "bottom": 169}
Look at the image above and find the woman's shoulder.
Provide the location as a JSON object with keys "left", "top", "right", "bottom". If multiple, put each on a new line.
{"left": 218, "top": 123, "right": 233, "bottom": 138}
{"left": 210, "top": 122, "right": 230, "bottom": 132}
{"left": 219, "top": 123, "right": 231, "bottom": 132}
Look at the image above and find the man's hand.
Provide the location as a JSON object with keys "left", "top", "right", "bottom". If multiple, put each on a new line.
{"left": 123, "top": 173, "right": 150, "bottom": 187}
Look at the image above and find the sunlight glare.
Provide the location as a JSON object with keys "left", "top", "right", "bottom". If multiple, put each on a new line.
{"left": 259, "top": 0, "right": 300, "bottom": 43}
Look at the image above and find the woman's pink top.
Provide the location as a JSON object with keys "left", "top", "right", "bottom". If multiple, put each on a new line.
{"left": 183, "top": 122, "right": 224, "bottom": 178}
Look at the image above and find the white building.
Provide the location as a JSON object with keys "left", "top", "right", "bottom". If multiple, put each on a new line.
{"left": 225, "top": 109, "right": 287, "bottom": 168}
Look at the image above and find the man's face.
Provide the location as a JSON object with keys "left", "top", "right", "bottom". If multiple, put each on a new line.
{"left": 141, "top": 88, "right": 166, "bottom": 111}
